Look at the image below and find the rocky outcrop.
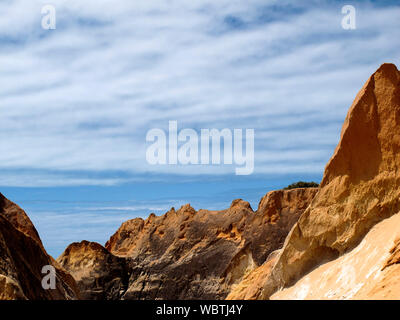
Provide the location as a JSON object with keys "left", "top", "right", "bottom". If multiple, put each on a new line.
{"left": 0, "top": 193, "right": 79, "bottom": 300}
{"left": 0, "top": 193, "right": 42, "bottom": 247}
{"left": 244, "top": 188, "right": 318, "bottom": 266}
{"left": 111, "top": 200, "right": 256, "bottom": 300}
{"left": 57, "top": 241, "right": 129, "bottom": 300}
{"left": 226, "top": 250, "right": 280, "bottom": 300}
{"left": 114, "top": 188, "right": 316, "bottom": 299}
{"left": 58, "top": 188, "right": 317, "bottom": 300}
{"left": 257, "top": 63, "right": 400, "bottom": 299}
{"left": 5, "top": 63, "right": 398, "bottom": 300}
{"left": 271, "top": 209, "right": 400, "bottom": 299}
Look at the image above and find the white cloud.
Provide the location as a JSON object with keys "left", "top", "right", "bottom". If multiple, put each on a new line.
{"left": 0, "top": 1, "right": 399, "bottom": 186}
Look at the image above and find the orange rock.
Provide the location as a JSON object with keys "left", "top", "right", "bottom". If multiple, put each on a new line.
{"left": 0, "top": 193, "right": 79, "bottom": 300}
{"left": 226, "top": 250, "right": 279, "bottom": 300}
{"left": 0, "top": 193, "right": 42, "bottom": 246}
{"left": 60, "top": 188, "right": 316, "bottom": 300}
{"left": 57, "top": 241, "right": 128, "bottom": 300}
{"left": 260, "top": 63, "right": 400, "bottom": 299}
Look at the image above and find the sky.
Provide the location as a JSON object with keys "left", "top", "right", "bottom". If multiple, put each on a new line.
{"left": 0, "top": 0, "right": 399, "bottom": 256}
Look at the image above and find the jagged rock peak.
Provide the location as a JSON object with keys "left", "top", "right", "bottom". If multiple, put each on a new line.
{"left": 259, "top": 63, "right": 400, "bottom": 299}
{"left": 98, "top": 188, "right": 317, "bottom": 299}
{"left": 230, "top": 199, "right": 253, "bottom": 211}
{"left": 322, "top": 63, "right": 400, "bottom": 186}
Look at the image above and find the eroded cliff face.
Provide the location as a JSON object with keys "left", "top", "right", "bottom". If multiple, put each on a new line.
{"left": 6, "top": 64, "right": 397, "bottom": 300}
{"left": 257, "top": 63, "right": 400, "bottom": 299}
{"left": 271, "top": 211, "right": 400, "bottom": 299}
{"left": 0, "top": 193, "right": 79, "bottom": 300}
{"left": 226, "top": 250, "right": 280, "bottom": 300}
{"left": 58, "top": 188, "right": 317, "bottom": 300}
{"left": 57, "top": 241, "right": 129, "bottom": 300}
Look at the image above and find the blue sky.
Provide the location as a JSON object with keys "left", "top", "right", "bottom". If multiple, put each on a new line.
{"left": 0, "top": 0, "right": 399, "bottom": 256}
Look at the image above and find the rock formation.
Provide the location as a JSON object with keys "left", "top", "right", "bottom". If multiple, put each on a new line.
{"left": 58, "top": 188, "right": 317, "bottom": 300}
{"left": 239, "top": 63, "right": 400, "bottom": 300}
{"left": 226, "top": 250, "right": 280, "bottom": 300}
{"left": 0, "top": 193, "right": 79, "bottom": 300}
{"left": 3, "top": 63, "right": 399, "bottom": 301}
{"left": 270, "top": 211, "right": 400, "bottom": 299}
{"left": 57, "top": 241, "right": 129, "bottom": 300}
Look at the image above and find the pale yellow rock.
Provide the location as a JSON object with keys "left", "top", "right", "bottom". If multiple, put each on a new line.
{"left": 271, "top": 211, "right": 400, "bottom": 299}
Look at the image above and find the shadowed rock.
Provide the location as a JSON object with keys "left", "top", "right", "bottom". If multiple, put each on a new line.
{"left": 0, "top": 193, "right": 79, "bottom": 300}
{"left": 57, "top": 241, "right": 129, "bottom": 300}
{"left": 59, "top": 188, "right": 317, "bottom": 300}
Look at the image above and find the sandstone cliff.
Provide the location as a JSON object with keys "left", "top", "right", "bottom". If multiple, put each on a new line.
{"left": 0, "top": 193, "right": 79, "bottom": 300}
{"left": 58, "top": 188, "right": 317, "bottom": 300}
{"left": 243, "top": 63, "right": 400, "bottom": 299}
{"left": 4, "top": 63, "right": 398, "bottom": 301}
{"left": 57, "top": 241, "right": 128, "bottom": 300}
{"left": 271, "top": 211, "right": 400, "bottom": 299}
{"left": 226, "top": 250, "right": 279, "bottom": 300}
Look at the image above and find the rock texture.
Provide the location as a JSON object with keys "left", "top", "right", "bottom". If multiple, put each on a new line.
{"left": 59, "top": 188, "right": 317, "bottom": 300}
{"left": 271, "top": 210, "right": 400, "bottom": 299}
{"left": 0, "top": 193, "right": 42, "bottom": 246}
{"left": 57, "top": 241, "right": 129, "bottom": 300}
{"left": 0, "top": 193, "right": 79, "bottom": 300}
{"left": 257, "top": 63, "right": 400, "bottom": 299}
{"left": 6, "top": 64, "right": 398, "bottom": 300}
{"left": 226, "top": 250, "right": 280, "bottom": 300}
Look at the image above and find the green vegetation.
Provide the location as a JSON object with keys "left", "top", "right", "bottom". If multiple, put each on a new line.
{"left": 284, "top": 181, "right": 319, "bottom": 190}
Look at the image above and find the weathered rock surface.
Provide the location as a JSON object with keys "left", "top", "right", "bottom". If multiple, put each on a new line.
{"left": 258, "top": 63, "right": 400, "bottom": 299}
{"left": 226, "top": 250, "right": 279, "bottom": 300}
{"left": 0, "top": 193, "right": 43, "bottom": 247}
{"left": 57, "top": 241, "right": 129, "bottom": 300}
{"left": 5, "top": 63, "right": 398, "bottom": 300}
{"left": 59, "top": 188, "right": 317, "bottom": 300}
{"left": 117, "top": 188, "right": 316, "bottom": 299}
{"left": 271, "top": 210, "right": 400, "bottom": 299}
{"left": 0, "top": 193, "right": 79, "bottom": 300}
